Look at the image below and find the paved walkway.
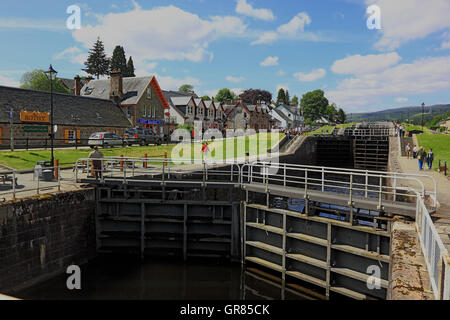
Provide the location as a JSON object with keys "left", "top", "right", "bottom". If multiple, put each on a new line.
{"left": 396, "top": 141, "right": 450, "bottom": 254}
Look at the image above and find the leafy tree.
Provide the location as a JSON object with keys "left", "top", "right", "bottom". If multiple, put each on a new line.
{"left": 285, "top": 90, "right": 290, "bottom": 105}
{"left": 20, "top": 69, "right": 72, "bottom": 94}
{"left": 125, "top": 56, "right": 135, "bottom": 77}
{"left": 83, "top": 37, "right": 110, "bottom": 79}
{"left": 239, "top": 89, "right": 272, "bottom": 104}
{"left": 178, "top": 84, "right": 194, "bottom": 94}
{"left": 291, "top": 95, "right": 299, "bottom": 106}
{"left": 325, "top": 104, "right": 338, "bottom": 122}
{"left": 276, "top": 88, "right": 286, "bottom": 105}
{"left": 110, "top": 45, "right": 127, "bottom": 74}
{"left": 337, "top": 108, "right": 347, "bottom": 123}
{"left": 300, "top": 89, "right": 329, "bottom": 122}
{"left": 202, "top": 95, "right": 211, "bottom": 101}
{"left": 215, "top": 88, "right": 236, "bottom": 103}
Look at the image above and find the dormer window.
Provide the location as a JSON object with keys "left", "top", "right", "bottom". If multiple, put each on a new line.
{"left": 147, "top": 88, "right": 152, "bottom": 99}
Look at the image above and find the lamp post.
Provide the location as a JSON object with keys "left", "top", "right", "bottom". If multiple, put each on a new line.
{"left": 44, "top": 65, "right": 57, "bottom": 168}
{"left": 421, "top": 102, "right": 425, "bottom": 132}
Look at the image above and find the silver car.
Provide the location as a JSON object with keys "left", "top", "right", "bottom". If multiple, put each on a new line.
{"left": 88, "top": 132, "right": 125, "bottom": 148}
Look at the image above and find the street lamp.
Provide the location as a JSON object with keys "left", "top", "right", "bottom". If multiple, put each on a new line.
{"left": 44, "top": 64, "right": 57, "bottom": 168}
{"left": 421, "top": 102, "right": 425, "bottom": 132}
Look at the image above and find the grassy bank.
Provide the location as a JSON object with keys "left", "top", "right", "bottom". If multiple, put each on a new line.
{"left": 416, "top": 134, "right": 450, "bottom": 170}
{"left": 0, "top": 133, "right": 284, "bottom": 170}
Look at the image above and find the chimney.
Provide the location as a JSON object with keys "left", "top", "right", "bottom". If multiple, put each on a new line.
{"left": 109, "top": 69, "right": 123, "bottom": 101}
{"left": 74, "top": 75, "right": 81, "bottom": 96}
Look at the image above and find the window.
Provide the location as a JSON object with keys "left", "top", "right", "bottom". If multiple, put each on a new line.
{"left": 147, "top": 88, "right": 152, "bottom": 99}
{"left": 152, "top": 105, "right": 156, "bottom": 118}
{"left": 127, "top": 108, "right": 132, "bottom": 118}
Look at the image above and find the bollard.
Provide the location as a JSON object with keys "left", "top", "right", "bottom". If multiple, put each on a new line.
{"left": 54, "top": 159, "right": 59, "bottom": 181}
{"left": 120, "top": 155, "right": 124, "bottom": 172}
{"left": 143, "top": 153, "right": 148, "bottom": 168}
{"left": 164, "top": 151, "right": 168, "bottom": 167}
{"left": 446, "top": 161, "right": 448, "bottom": 176}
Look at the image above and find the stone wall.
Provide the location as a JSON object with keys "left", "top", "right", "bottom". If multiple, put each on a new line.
{"left": 0, "top": 189, "right": 96, "bottom": 294}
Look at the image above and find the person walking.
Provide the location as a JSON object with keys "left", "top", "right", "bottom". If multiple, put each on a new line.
{"left": 88, "top": 146, "right": 104, "bottom": 180}
{"left": 201, "top": 142, "right": 210, "bottom": 163}
{"left": 405, "top": 143, "right": 411, "bottom": 159}
{"left": 417, "top": 147, "right": 427, "bottom": 171}
{"left": 427, "top": 148, "right": 434, "bottom": 170}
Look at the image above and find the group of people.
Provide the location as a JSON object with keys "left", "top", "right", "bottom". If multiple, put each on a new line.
{"left": 397, "top": 124, "right": 406, "bottom": 137}
{"left": 405, "top": 143, "right": 434, "bottom": 171}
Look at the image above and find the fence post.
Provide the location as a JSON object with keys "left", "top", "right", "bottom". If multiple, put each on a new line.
{"left": 54, "top": 159, "right": 59, "bottom": 181}
{"left": 445, "top": 161, "right": 448, "bottom": 176}
{"left": 58, "top": 165, "right": 61, "bottom": 192}
{"left": 120, "top": 155, "right": 124, "bottom": 172}
{"left": 164, "top": 152, "right": 168, "bottom": 167}
{"left": 12, "top": 171, "right": 16, "bottom": 201}
{"left": 393, "top": 172, "right": 397, "bottom": 202}
{"left": 321, "top": 167, "right": 324, "bottom": 192}
{"left": 378, "top": 175, "right": 383, "bottom": 211}
{"left": 143, "top": 153, "right": 148, "bottom": 168}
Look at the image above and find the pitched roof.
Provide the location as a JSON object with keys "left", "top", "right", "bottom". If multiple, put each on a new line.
{"left": 171, "top": 96, "right": 192, "bottom": 106}
{"left": 204, "top": 100, "right": 216, "bottom": 110}
{"left": 272, "top": 108, "right": 291, "bottom": 123}
{"left": 0, "top": 85, "right": 131, "bottom": 127}
{"left": 59, "top": 77, "right": 85, "bottom": 91}
{"left": 80, "top": 76, "right": 153, "bottom": 105}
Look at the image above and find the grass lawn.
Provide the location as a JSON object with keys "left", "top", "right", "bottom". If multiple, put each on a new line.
{"left": 416, "top": 134, "right": 450, "bottom": 170}
{"left": 0, "top": 133, "right": 284, "bottom": 170}
{"left": 336, "top": 122, "right": 357, "bottom": 129}
{"left": 402, "top": 123, "right": 433, "bottom": 134}
{"left": 310, "top": 126, "right": 335, "bottom": 135}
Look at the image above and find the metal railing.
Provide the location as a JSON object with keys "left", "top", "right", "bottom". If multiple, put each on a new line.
{"left": 0, "top": 166, "right": 62, "bottom": 201}
{"left": 74, "top": 157, "right": 242, "bottom": 186}
{"left": 416, "top": 195, "right": 450, "bottom": 300}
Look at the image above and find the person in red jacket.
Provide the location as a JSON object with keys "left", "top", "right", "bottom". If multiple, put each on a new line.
{"left": 201, "top": 142, "right": 210, "bottom": 163}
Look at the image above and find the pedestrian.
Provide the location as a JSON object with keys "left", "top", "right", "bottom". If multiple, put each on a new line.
{"left": 427, "top": 148, "right": 434, "bottom": 170}
{"left": 413, "top": 145, "right": 418, "bottom": 159}
{"left": 405, "top": 143, "right": 411, "bottom": 159}
{"left": 201, "top": 142, "right": 210, "bottom": 163}
{"left": 88, "top": 146, "right": 104, "bottom": 180}
{"left": 286, "top": 130, "right": 290, "bottom": 140}
{"left": 417, "top": 147, "right": 427, "bottom": 171}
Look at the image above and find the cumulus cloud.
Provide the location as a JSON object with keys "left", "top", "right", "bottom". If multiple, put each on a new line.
{"left": 293, "top": 68, "right": 326, "bottom": 82}
{"left": 0, "top": 74, "right": 20, "bottom": 87}
{"left": 327, "top": 55, "right": 450, "bottom": 110}
{"left": 365, "top": 0, "right": 450, "bottom": 50}
{"left": 226, "top": 76, "right": 245, "bottom": 83}
{"left": 331, "top": 52, "right": 402, "bottom": 75}
{"left": 71, "top": 4, "right": 247, "bottom": 71}
{"left": 251, "top": 12, "right": 314, "bottom": 45}
{"left": 260, "top": 56, "right": 279, "bottom": 67}
{"left": 235, "top": 0, "right": 274, "bottom": 21}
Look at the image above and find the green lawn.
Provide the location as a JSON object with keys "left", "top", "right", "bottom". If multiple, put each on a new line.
{"left": 310, "top": 126, "right": 335, "bottom": 135}
{"left": 0, "top": 133, "right": 284, "bottom": 170}
{"left": 416, "top": 134, "right": 450, "bottom": 170}
{"left": 336, "top": 122, "right": 357, "bottom": 129}
{"left": 402, "top": 123, "right": 433, "bottom": 134}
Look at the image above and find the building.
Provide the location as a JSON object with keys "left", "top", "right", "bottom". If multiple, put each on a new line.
{"left": 275, "top": 104, "right": 304, "bottom": 128}
{"left": 164, "top": 93, "right": 197, "bottom": 127}
{"left": 80, "top": 71, "right": 170, "bottom": 135}
{"left": 439, "top": 117, "right": 450, "bottom": 131}
{"left": 0, "top": 85, "right": 131, "bottom": 147}
{"left": 60, "top": 76, "right": 87, "bottom": 95}
{"left": 269, "top": 108, "right": 292, "bottom": 129}
{"left": 225, "top": 101, "right": 271, "bottom": 131}
{"left": 204, "top": 100, "right": 218, "bottom": 129}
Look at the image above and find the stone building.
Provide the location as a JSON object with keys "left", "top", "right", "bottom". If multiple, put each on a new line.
{"left": 80, "top": 71, "right": 170, "bottom": 135}
{"left": 0, "top": 85, "right": 131, "bottom": 147}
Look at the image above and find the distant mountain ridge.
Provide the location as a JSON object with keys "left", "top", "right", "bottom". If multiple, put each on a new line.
{"left": 350, "top": 104, "right": 450, "bottom": 122}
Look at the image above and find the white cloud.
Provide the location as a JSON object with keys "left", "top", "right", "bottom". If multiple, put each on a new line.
{"left": 72, "top": 4, "right": 247, "bottom": 72}
{"left": 226, "top": 76, "right": 245, "bottom": 83}
{"left": 331, "top": 52, "right": 402, "bottom": 75}
{"left": 441, "top": 41, "right": 450, "bottom": 50}
{"left": 365, "top": 0, "right": 450, "bottom": 50}
{"left": 327, "top": 55, "right": 450, "bottom": 111}
{"left": 154, "top": 74, "right": 201, "bottom": 91}
{"left": 277, "top": 70, "right": 285, "bottom": 76}
{"left": 277, "top": 12, "right": 311, "bottom": 35}
{"left": 251, "top": 12, "right": 315, "bottom": 45}
{"left": 260, "top": 56, "right": 279, "bottom": 67}
{"left": 235, "top": 0, "right": 274, "bottom": 21}
{"left": 251, "top": 31, "right": 278, "bottom": 45}
{"left": 395, "top": 97, "right": 408, "bottom": 103}
{"left": 0, "top": 74, "right": 20, "bottom": 87}
{"left": 53, "top": 46, "right": 87, "bottom": 65}
{"left": 293, "top": 68, "right": 326, "bottom": 82}
{"left": 276, "top": 84, "right": 289, "bottom": 94}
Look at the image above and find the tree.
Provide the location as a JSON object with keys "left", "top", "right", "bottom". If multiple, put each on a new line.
{"left": 325, "top": 104, "right": 338, "bottom": 122}
{"left": 300, "top": 89, "right": 329, "bottom": 122}
{"left": 285, "top": 90, "right": 290, "bottom": 105}
{"left": 239, "top": 89, "right": 272, "bottom": 104}
{"left": 291, "top": 95, "right": 299, "bottom": 106}
{"left": 20, "top": 69, "right": 72, "bottom": 94}
{"left": 83, "top": 37, "right": 110, "bottom": 79}
{"left": 202, "top": 95, "right": 211, "bottom": 101}
{"left": 337, "top": 108, "right": 347, "bottom": 124}
{"left": 178, "top": 84, "right": 194, "bottom": 94}
{"left": 276, "top": 88, "right": 286, "bottom": 105}
{"left": 125, "top": 56, "right": 135, "bottom": 77}
{"left": 110, "top": 45, "right": 127, "bottom": 74}
{"left": 214, "top": 88, "right": 236, "bottom": 103}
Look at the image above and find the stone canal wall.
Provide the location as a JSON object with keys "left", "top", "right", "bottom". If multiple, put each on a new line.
{"left": 0, "top": 189, "right": 96, "bottom": 294}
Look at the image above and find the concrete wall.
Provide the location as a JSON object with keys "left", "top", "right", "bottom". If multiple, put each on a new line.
{"left": 0, "top": 189, "right": 96, "bottom": 294}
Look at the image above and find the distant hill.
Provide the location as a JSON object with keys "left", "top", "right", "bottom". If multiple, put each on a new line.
{"left": 350, "top": 104, "right": 450, "bottom": 123}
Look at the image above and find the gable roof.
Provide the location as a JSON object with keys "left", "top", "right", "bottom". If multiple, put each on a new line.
{"left": 80, "top": 76, "right": 153, "bottom": 105}
{"left": 204, "top": 100, "right": 215, "bottom": 110}
{"left": 271, "top": 108, "right": 291, "bottom": 123}
{"left": 0, "top": 85, "right": 131, "bottom": 127}
{"left": 59, "top": 77, "right": 85, "bottom": 92}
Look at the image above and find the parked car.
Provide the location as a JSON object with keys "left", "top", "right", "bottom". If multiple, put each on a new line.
{"left": 88, "top": 132, "right": 125, "bottom": 148}
{"left": 123, "top": 128, "right": 163, "bottom": 146}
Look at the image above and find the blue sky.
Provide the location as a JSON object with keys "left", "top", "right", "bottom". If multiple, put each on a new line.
{"left": 0, "top": 0, "right": 449, "bottom": 112}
